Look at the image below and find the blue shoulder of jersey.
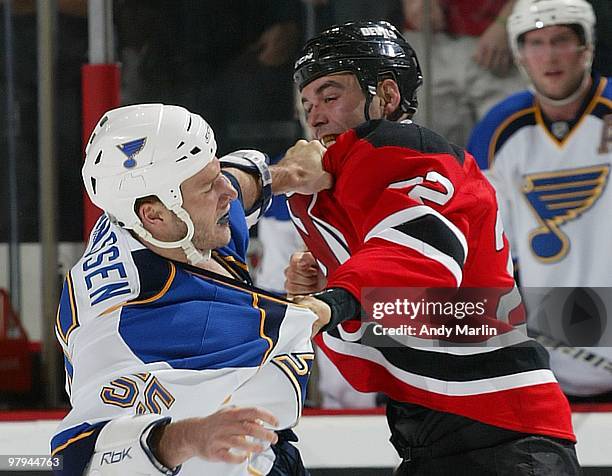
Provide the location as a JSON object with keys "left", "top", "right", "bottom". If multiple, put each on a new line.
{"left": 219, "top": 198, "right": 250, "bottom": 261}
{"left": 602, "top": 75, "right": 612, "bottom": 100}
{"left": 467, "top": 90, "right": 536, "bottom": 170}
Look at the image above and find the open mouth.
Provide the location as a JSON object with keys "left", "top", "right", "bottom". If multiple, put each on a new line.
{"left": 217, "top": 211, "right": 230, "bottom": 225}
{"left": 320, "top": 134, "right": 338, "bottom": 147}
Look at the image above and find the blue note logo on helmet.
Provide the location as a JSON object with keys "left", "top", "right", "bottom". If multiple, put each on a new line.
{"left": 117, "top": 137, "right": 147, "bottom": 169}
{"left": 294, "top": 20, "right": 423, "bottom": 117}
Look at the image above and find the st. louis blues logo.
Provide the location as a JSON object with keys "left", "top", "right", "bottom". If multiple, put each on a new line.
{"left": 523, "top": 165, "right": 609, "bottom": 262}
{"left": 117, "top": 137, "right": 147, "bottom": 168}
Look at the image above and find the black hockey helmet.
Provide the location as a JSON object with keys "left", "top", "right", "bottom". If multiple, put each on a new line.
{"left": 294, "top": 21, "right": 423, "bottom": 118}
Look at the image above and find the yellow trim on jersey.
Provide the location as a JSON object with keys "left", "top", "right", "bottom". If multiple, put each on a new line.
{"left": 192, "top": 271, "right": 293, "bottom": 307}
{"left": 211, "top": 250, "right": 243, "bottom": 279}
{"left": 596, "top": 77, "right": 610, "bottom": 106}
{"left": 527, "top": 177, "right": 602, "bottom": 192}
{"left": 51, "top": 429, "right": 96, "bottom": 456}
{"left": 100, "top": 262, "right": 176, "bottom": 316}
{"left": 272, "top": 353, "right": 315, "bottom": 420}
{"left": 221, "top": 253, "right": 249, "bottom": 271}
{"left": 535, "top": 77, "right": 608, "bottom": 148}
{"left": 253, "top": 293, "right": 274, "bottom": 366}
{"left": 144, "top": 377, "right": 176, "bottom": 413}
{"left": 56, "top": 273, "right": 79, "bottom": 345}
{"left": 248, "top": 464, "right": 265, "bottom": 476}
{"left": 134, "top": 372, "right": 151, "bottom": 382}
{"left": 488, "top": 107, "right": 536, "bottom": 167}
{"left": 540, "top": 189, "right": 594, "bottom": 201}
{"left": 62, "top": 349, "right": 73, "bottom": 368}
{"left": 100, "top": 376, "right": 139, "bottom": 408}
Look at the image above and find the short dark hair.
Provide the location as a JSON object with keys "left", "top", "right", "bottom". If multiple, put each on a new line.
{"left": 518, "top": 23, "right": 587, "bottom": 47}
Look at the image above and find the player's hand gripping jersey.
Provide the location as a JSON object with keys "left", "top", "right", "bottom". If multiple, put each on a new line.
{"left": 287, "top": 119, "right": 574, "bottom": 441}
{"left": 52, "top": 199, "right": 315, "bottom": 475}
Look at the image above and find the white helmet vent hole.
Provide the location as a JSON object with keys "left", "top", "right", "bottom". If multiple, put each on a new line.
{"left": 90, "top": 177, "right": 97, "bottom": 194}
{"left": 94, "top": 150, "right": 103, "bottom": 164}
{"left": 89, "top": 133, "right": 96, "bottom": 145}
{"left": 190, "top": 146, "right": 201, "bottom": 155}
{"left": 186, "top": 116, "right": 193, "bottom": 132}
{"left": 176, "top": 156, "right": 188, "bottom": 162}
{"left": 99, "top": 116, "right": 109, "bottom": 127}
{"left": 176, "top": 141, "right": 185, "bottom": 149}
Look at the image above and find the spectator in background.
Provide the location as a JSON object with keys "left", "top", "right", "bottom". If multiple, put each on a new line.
{"left": 468, "top": 0, "right": 612, "bottom": 401}
{"left": 401, "top": 0, "right": 525, "bottom": 146}
{"left": 302, "top": 0, "right": 401, "bottom": 32}
{"left": 115, "top": 0, "right": 303, "bottom": 158}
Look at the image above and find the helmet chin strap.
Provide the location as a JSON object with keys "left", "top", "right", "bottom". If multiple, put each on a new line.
{"left": 363, "top": 84, "right": 378, "bottom": 121}
{"left": 533, "top": 69, "right": 591, "bottom": 107}
{"left": 132, "top": 205, "right": 211, "bottom": 266}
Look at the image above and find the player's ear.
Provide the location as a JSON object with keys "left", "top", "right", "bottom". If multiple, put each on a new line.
{"left": 378, "top": 79, "right": 401, "bottom": 118}
{"left": 136, "top": 197, "right": 166, "bottom": 227}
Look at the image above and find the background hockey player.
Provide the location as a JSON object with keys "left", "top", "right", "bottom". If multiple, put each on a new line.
{"left": 468, "top": 0, "right": 612, "bottom": 400}
{"left": 282, "top": 20, "right": 579, "bottom": 474}
{"left": 51, "top": 104, "right": 329, "bottom": 475}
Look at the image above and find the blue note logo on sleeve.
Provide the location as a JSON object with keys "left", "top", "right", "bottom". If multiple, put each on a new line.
{"left": 522, "top": 165, "right": 609, "bottom": 262}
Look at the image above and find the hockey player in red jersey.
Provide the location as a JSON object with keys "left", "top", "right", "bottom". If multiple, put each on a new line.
{"left": 283, "top": 20, "right": 579, "bottom": 474}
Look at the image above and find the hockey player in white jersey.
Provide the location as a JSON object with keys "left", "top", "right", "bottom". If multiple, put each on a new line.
{"left": 51, "top": 104, "right": 330, "bottom": 475}
{"left": 468, "top": 0, "right": 612, "bottom": 398}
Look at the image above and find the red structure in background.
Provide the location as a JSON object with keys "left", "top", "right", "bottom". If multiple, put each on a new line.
{"left": 81, "top": 63, "right": 121, "bottom": 238}
{"left": 0, "top": 289, "right": 31, "bottom": 392}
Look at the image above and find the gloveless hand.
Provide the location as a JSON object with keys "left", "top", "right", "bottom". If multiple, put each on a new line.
{"left": 277, "top": 140, "right": 333, "bottom": 194}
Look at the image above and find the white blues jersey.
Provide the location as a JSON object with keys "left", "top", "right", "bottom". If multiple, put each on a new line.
{"left": 51, "top": 199, "right": 315, "bottom": 475}
{"left": 468, "top": 75, "right": 612, "bottom": 396}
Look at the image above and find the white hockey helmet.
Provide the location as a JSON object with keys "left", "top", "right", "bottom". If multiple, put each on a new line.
{"left": 508, "top": 0, "right": 595, "bottom": 58}
{"left": 83, "top": 104, "right": 217, "bottom": 263}
{"left": 508, "top": 0, "right": 596, "bottom": 105}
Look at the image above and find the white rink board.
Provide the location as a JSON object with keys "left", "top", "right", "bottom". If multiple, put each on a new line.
{"left": 0, "top": 412, "right": 610, "bottom": 469}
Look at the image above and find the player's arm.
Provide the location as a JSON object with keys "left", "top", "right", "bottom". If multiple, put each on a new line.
{"left": 219, "top": 141, "right": 331, "bottom": 227}
{"left": 219, "top": 150, "right": 273, "bottom": 227}
{"left": 54, "top": 408, "right": 278, "bottom": 475}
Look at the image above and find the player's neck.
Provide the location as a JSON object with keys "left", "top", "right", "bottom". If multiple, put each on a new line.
{"left": 195, "top": 257, "right": 234, "bottom": 277}
{"left": 135, "top": 235, "right": 232, "bottom": 277}
{"left": 538, "top": 76, "right": 593, "bottom": 122}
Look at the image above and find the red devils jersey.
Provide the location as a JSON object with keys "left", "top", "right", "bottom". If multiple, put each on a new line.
{"left": 287, "top": 120, "right": 574, "bottom": 442}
